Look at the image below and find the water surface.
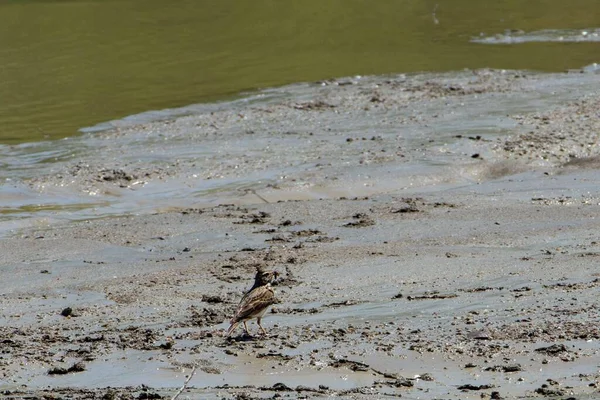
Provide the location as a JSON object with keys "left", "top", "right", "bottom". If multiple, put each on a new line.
{"left": 1, "top": 0, "right": 599, "bottom": 144}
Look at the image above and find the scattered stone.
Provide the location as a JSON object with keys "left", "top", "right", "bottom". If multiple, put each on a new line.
{"left": 342, "top": 217, "right": 375, "bottom": 227}
{"left": 47, "top": 366, "right": 69, "bottom": 375}
{"left": 271, "top": 382, "right": 293, "bottom": 391}
{"left": 158, "top": 341, "right": 173, "bottom": 350}
{"left": 418, "top": 373, "right": 434, "bottom": 381}
{"left": 460, "top": 286, "right": 497, "bottom": 292}
{"left": 484, "top": 364, "right": 523, "bottom": 372}
{"left": 330, "top": 358, "right": 370, "bottom": 372}
{"left": 327, "top": 300, "right": 359, "bottom": 307}
{"left": 457, "top": 384, "right": 494, "bottom": 391}
{"left": 535, "top": 344, "right": 568, "bottom": 355}
{"left": 48, "top": 362, "right": 86, "bottom": 375}
{"left": 391, "top": 377, "right": 414, "bottom": 388}
{"left": 61, "top": 307, "right": 73, "bottom": 317}
{"left": 406, "top": 292, "right": 458, "bottom": 300}
{"left": 534, "top": 385, "right": 565, "bottom": 396}
{"left": 201, "top": 295, "right": 224, "bottom": 304}
{"left": 295, "top": 385, "right": 327, "bottom": 393}
{"left": 138, "top": 392, "right": 162, "bottom": 399}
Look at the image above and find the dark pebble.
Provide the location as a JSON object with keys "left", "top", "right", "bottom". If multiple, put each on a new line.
{"left": 61, "top": 307, "right": 73, "bottom": 317}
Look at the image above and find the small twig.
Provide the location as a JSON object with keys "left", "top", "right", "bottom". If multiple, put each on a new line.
{"left": 249, "top": 189, "right": 270, "bottom": 204}
{"left": 171, "top": 365, "right": 197, "bottom": 400}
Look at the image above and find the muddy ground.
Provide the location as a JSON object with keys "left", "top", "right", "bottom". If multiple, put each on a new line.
{"left": 1, "top": 69, "right": 599, "bottom": 399}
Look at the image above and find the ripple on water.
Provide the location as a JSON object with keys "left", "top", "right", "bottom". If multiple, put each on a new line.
{"left": 472, "top": 28, "right": 600, "bottom": 44}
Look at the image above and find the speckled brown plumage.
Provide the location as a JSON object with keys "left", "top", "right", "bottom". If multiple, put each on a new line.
{"left": 227, "top": 268, "right": 278, "bottom": 336}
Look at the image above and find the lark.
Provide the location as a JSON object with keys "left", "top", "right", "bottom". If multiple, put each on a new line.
{"left": 226, "top": 268, "right": 278, "bottom": 337}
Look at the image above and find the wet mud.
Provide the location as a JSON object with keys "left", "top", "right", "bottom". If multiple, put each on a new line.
{"left": 1, "top": 69, "right": 600, "bottom": 399}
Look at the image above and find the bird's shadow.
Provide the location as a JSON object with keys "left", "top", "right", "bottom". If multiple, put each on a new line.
{"left": 226, "top": 333, "right": 258, "bottom": 342}
{"left": 225, "top": 332, "right": 272, "bottom": 342}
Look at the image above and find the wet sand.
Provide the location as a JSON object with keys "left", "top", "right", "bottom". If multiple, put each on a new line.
{"left": 1, "top": 69, "right": 600, "bottom": 399}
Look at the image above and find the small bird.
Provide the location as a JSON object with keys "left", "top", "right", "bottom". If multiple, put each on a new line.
{"left": 226, "top": 267, "right": 278, "bottom": 337}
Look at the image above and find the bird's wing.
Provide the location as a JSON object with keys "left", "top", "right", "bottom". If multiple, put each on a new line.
{"left": 232, "top": 286, "right": 275, "bottom": 323}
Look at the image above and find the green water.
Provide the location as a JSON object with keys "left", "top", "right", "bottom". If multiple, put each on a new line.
{"left": 1, "top": 0, "right": 598, "bottom": 144}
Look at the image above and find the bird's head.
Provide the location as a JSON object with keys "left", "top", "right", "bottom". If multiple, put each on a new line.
{"left": 254, "top": 267, "right": 279, "bottom": 286}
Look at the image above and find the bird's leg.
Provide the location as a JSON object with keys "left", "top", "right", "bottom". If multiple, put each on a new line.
{"left": 243, "top": 321, "right": 251, "bottom": 336}
{"left": 257, "top": 317, "right": 268, "bottom": 336}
